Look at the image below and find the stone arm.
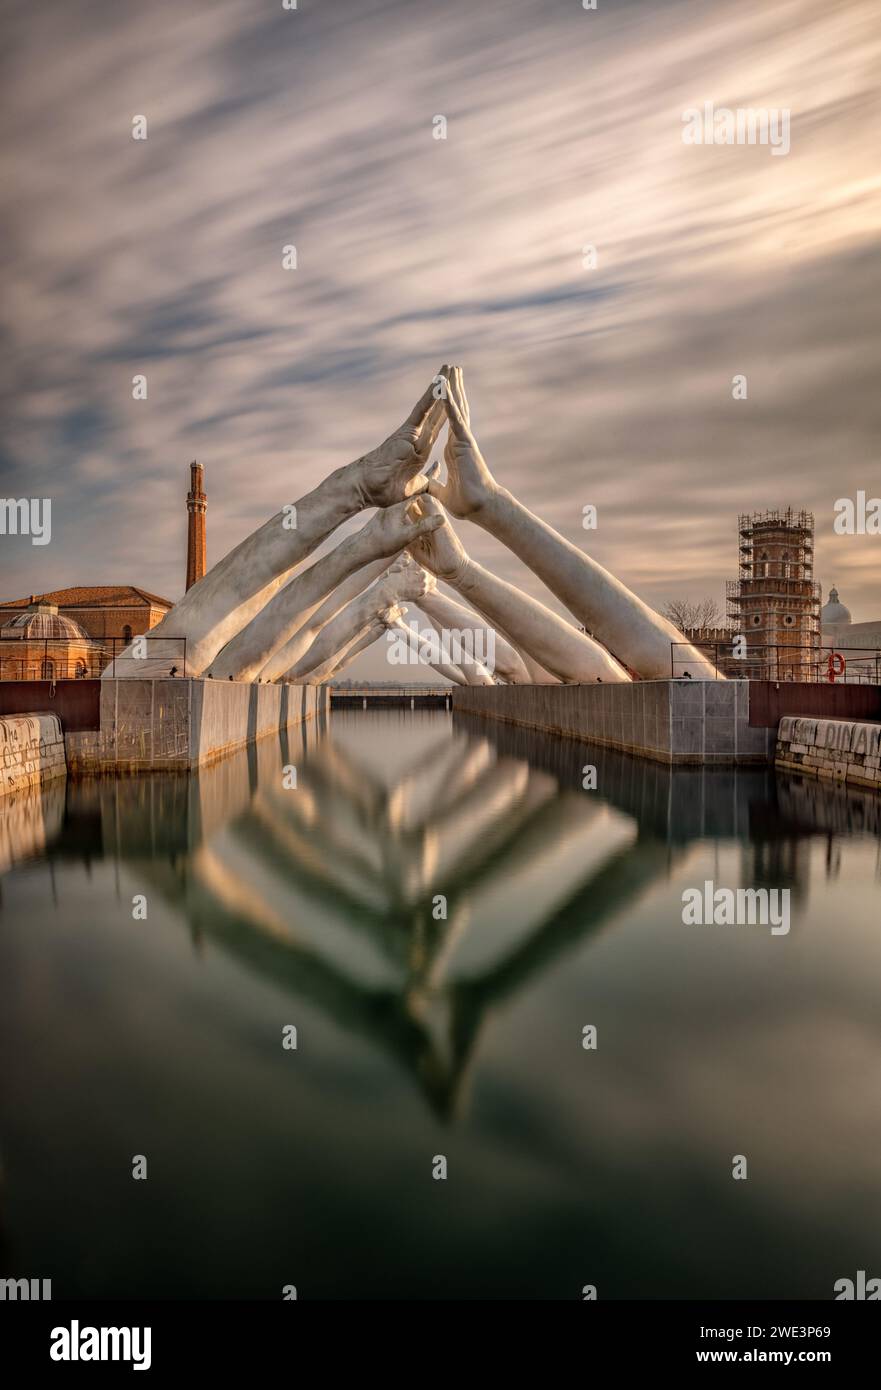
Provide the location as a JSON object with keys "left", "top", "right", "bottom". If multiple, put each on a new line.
{"left": 419, "top": 619, "right": 497, "bottom": 683}
{"left": 109, "top": 371, "right": 450, "bottom": 677}
{"left": 411, "top": 610, "right": 498, "bottom": 685}
{"left": 418, "top": 573, "right": 559, "bottom": 683}
{"left": 384, "top": 612, "right": 470, "bottom": 686}
{"left": 454, "top": 652, "right": 495, "bottom": 687}
{"left": 258, "top": 555, "right": 392, "bottom": 682}
{"left": 381, "top": 553, "right": 504, "bottom": 683}
{"left": 416, "top": 582, "right": 531, "bottom": 684}
{"left": 286, "top": 562, "right": 431, "bottom": 681}
{"left": 496, "top": 644, "right": 559, "bottom": 685}
{"left": 323, "top": 618, "right": 389, "bottom": 681}
{"left": 407, "top": 498, "right": 631, "bottom": 684}
{"left": 206, "top": 501, "right": 444, "bottom": 681}
{"left": 431, "top": 594, "right": 560, "bottom": 683}
{"left": 432, "top": 369, "right": 719, "bottom": 680}
{"left": 300, "top": 613, "right": 396, "bottom": 686}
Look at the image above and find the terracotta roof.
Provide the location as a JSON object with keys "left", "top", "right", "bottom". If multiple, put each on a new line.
{"left": 0, "top": 585, "right": 173, "bottom": 610}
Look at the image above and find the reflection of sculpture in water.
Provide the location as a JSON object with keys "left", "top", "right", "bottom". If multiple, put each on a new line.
{"left": 120, "top": 730, "right": 662, "bottom": 1119}
{"left": 3, "top": 721, "right": 880, "bottom": 1116}
{"left": 106, "top": 364, "right": 719, "bottom": 683}
{"left": 0, "top": 723, "right": 641, "bottom": 1116}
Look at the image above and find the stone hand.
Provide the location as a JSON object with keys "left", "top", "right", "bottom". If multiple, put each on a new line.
{"left": 128, "top": 369, "right": 450, "bottom": 678}
{"left": 443, "top": 365, "right": 470, "bottom": 467}
{"left": 379, "top": 603, "right": 406, "bottom": 628}
{"left": 429, "top": 367, "right": 500, "bottom": 520}
{"left": 355, "top": 368, "right": 451, "bottom": 509}
{"left": 385, "top": 553, "right": 436, "bottom": 602}
{"left": 354, "top": 496, "right": 444, "bottom": 563}
{"left": 405, "top": 496, "right": 471, "bottom": 585}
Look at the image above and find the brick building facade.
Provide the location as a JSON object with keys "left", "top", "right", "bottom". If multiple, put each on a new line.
{"left": 0, "top": 585, "right": 172, "bottom": 644}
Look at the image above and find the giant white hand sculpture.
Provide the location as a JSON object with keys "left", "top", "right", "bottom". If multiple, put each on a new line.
{"left": 322, "top": 617, "right": 389, "bottom": 682}
{"left": 431, "top": 369, "right": 720, "bottom": 680}
{"left": 257, "top": 555, "right": 391, "bottom": 683}
{"left": 206, "top": 499, "right": 444, "bottom": 681}
{"left": 400, "top": 558, "right": 531, "bottom": 685}
{"left": 108, "top": 371, "right": 450, "bottom": 677}
{"left": 381, "top": 609, "right": 474, "bottom": 687}
{"left": 406, "top": 496, "right": 631, "bottom": 684}
{"left": 284, "top": 558, "right": 433, "bottom": 682}
{"left": 409, "top": 557, "right": 560, "bottom": 684}
{"left": 300, "top": 610, "right": 402, "bottom": 686}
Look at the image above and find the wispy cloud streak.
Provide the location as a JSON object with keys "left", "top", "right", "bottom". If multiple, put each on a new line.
{"left": 1, "top": 0, "right": 879, "bottom": 675}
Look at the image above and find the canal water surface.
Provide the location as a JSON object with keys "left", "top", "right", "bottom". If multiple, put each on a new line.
{"left": 1, "top": 710, "right": 879, "bottom": 1299}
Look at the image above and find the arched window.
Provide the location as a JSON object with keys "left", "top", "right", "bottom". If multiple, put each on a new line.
{"left": 122, "top": 624, "right": 133, "bottom": 644}
{"left": 75, "top": 660, "right": 87, "bottom": 678}
{"left": 41, "top": 658, "right": 55, "bottom": 680}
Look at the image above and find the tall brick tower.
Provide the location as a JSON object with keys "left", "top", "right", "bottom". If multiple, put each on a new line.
{"left": 186, "top": 461, "right": 207, "bottom": 591}
{"left": 726, "top": 508, "right": 819, "bottom": 680}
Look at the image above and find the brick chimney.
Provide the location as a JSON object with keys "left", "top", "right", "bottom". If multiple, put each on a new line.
{"left": 186, "top": 461, "right": 207, "bottom": 591}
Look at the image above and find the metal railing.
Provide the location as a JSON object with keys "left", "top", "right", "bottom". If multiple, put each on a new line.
{"left": 329, "top": 685, "right": 451, "bottom": 697}
{"left": 0, "top": 635, "right": 188, "bottom": 681}
{"left": 671, "top": 641, "right": 881, "bottom": 683}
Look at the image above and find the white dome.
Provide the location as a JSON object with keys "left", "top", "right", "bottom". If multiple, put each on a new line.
{"left": 820, "top": 586, "right": 852, "bottom": 627}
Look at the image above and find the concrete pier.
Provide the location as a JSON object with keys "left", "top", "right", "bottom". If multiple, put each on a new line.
{"left": 451, "top": 680, "right": 775, "bottom": 765}
{"left": 58, "top": 679, "right": 327, "bottom": 775}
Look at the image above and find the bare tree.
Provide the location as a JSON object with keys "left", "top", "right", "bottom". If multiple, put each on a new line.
{"left": 663, "top": 597, "right": 723, "bottom": 632}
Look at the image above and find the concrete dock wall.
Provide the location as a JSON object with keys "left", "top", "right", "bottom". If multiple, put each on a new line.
{"left": 776, "top": 716, "right": 881, "bottom": 790}
{"left": 451, "top": 680, "right": 774, "bottom": 765}
{"left": 190, "top": 680, "right": 322, "bottom": 765}
{"left": 0, "top": 713, "right": 67, "bottom": 797}
{"left": 66, "top": 679, "right": 327, "bottom": 774}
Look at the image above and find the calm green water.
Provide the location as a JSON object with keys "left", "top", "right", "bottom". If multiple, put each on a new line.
{"left": 1, "top": 710, "right": 880, "bottom": 1300}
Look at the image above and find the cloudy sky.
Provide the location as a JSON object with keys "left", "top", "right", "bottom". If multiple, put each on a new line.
{"left": 2, "top": 0, "right": 879, "bottom": 675}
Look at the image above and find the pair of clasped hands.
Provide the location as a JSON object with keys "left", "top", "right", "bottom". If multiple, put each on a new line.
{"left": 356, "top": 364, "right": 499, "bottom": 589}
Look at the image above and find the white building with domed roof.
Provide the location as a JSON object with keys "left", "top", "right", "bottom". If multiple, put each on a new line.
{"left": 820, "top": 585, "right": 881, "bottom": 680}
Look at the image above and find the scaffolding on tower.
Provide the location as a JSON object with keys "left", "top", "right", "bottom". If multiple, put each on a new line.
{"left": 725, "top": 509, "right": 820, "bottom": 680}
